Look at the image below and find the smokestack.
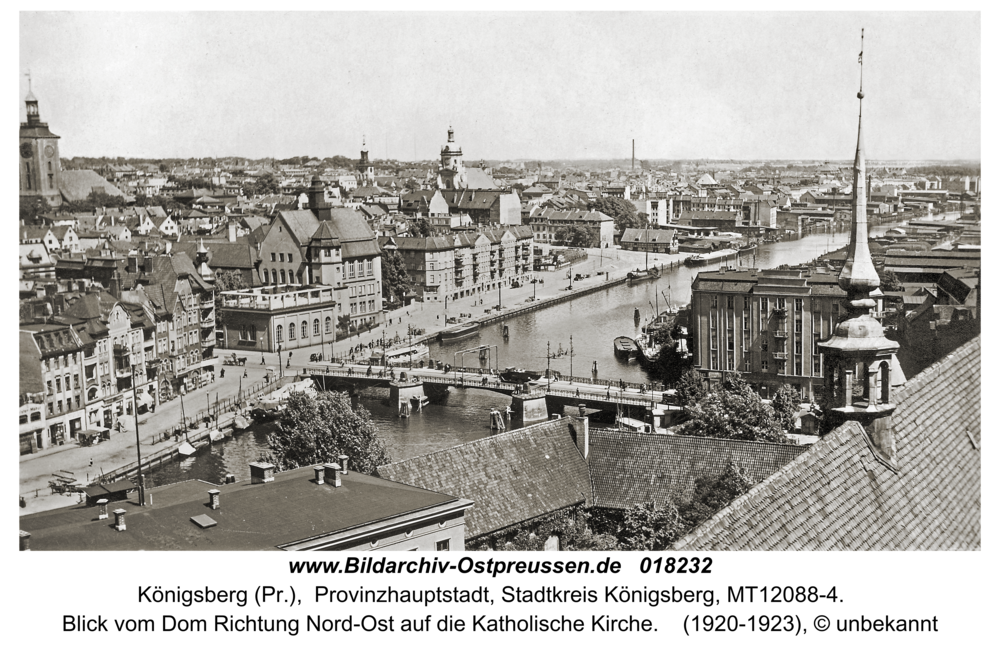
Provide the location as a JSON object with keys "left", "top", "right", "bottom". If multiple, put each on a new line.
{"left": 207, "top": 489, "right": 220, "bottom": 510}
{"left": 97, "top": 498, "right": 109, "bottom": 520}
{"left": 249, "top": 461, "right": 275, "bottom": 484}
{"left": 19, "top": 530, "right": 30, "bottom": 551}
{"left": 113, "top": 509, "right": 127, "bottom": 532}
{"left": 313, "top": 466, "right": 325, "bottom": 484}
{"left": 324, "top": 463, "right": 342, "bottom": 487}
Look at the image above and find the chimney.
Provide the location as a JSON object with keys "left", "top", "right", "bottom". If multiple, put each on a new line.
{"left": 19, "top": 530, "right": 30, "bottom": 551}
{"left": 324, "top": 463, "right": 342, "bottom": 487}
{"left": 569, "top": 404, "right": 590, "bottom": 458}
{"left": 113, "top": 509, "right": 127, "bottom": 531}
{"left": 165, "top": 241, "right": 172, "bottom": 254}
{"left": 313, "top": 466, "right": 325, "bottom": 484}
{"left": 338, "top": 455, "right": 349, "bottom": 475}
{"left": 224, "top": 474, "right": 236, "bottom": 484}
{"left": 249, "top": 461, "right": 275, "bottom": 484}
{"left": 207, "top": 489, "right": 220, "bottom": 510}
{"left": 229, "top": 222, "right": 237, "bottom": 242}
{"left": 97, "top": 498, "right": 109, "bottom": 520}
{"left": 144, "top": 255, "right": 153, "bottom": 274}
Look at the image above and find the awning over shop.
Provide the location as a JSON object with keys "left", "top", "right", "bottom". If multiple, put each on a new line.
{"left": 137, "top": 392, "right": 154, "bottom": 408}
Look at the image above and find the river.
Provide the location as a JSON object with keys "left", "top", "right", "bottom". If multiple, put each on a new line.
{"left": 148, "top": 223, "right": 890, "bottom": 488}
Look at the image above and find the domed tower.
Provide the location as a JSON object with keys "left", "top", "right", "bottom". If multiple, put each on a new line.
{"left": 438, "top": 125, "right": 465, "bottom": 189}
{"left": 356, "top": 135, "right": 375, "bottom": 187}
{"left": 817, "top": 31, "right": 900, "bottom": 466}
{"left": 19, "top": 79, "right": 63, "bottom": 207}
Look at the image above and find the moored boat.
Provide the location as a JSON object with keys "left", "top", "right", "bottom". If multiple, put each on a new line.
{"left": 684, "top": 248, "right": 739, "bottom": 267}
{"left": 627, "top": 266, "right": 661, "bottom": 284}
{"left": 439, "top": 321, "right": 480, "bottom": 342}
{"left": 613, "top": 336, "right": 637, "bottom": 359}
{"left": 500, "top": 367, "right": 543, "bottom": 383}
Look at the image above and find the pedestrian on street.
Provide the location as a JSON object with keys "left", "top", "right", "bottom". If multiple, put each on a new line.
{"left": 243, "top": 369, "right": 248, "bottom": 379}
{"left": 261, "top": 354, "right": 265, "bottom": 365}
{"left": 220, "top": 368, "right": 225, "bottom": 378}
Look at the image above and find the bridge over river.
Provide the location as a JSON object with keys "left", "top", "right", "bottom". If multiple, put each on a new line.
{"left": 307, "top": 363, "right": 682, "bottom": 429}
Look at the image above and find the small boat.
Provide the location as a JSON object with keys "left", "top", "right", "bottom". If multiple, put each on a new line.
{"left": 613, "top": 336, "right": 637, "bottom": 359}
{"left": 684, "top": 248, "right": 739, "bottom": 267}
{"left": 500, "top": 367, "right": 543, "bottom": 383}
{"left": 177, "top": 441, "right": 197, "bottom": 456}
{"left": 633, "top": 308, "right": 641, "bottom": 325}
{"left": 381, "top": 343, "right": 430, "bottom": 366}
{"left": 233, "top": 415, "right": 250, "bottom": 430}
{"left": 208, "top": 429, "right": 225, "bottom": 443}
{"left": 627, "top": 266, "right": 661, "bottom": 284}
{"left": 439, "top": 321, "right": 480, "bottom": 342}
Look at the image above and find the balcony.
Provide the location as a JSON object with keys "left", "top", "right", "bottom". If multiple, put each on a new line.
{"left": 771, "top": 308, "right": 787, "bottom": 319}
{"left": 772, "top": 351, "right": 787, "bottom": 360}
{"left": 115, "top": 365, "right": 133, "bottom": 378}
{"left": 772, "top": 330, "right": 788, "bottom": 338}
{"left": 201, "top": 318, "right": 215, "bottom": 328}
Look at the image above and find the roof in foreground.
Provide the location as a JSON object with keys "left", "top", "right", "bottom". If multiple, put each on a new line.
{"left": 674, "top": 336, "right": 981, "bottom": 551}
{"left": 587, "top": 430, "right": 807, "bottom": 510}
{"left": 377, "top": 417, "right": 591, "bottom": 540}
{"left": 20, "top": 465, "right": 466, "bottom": 550}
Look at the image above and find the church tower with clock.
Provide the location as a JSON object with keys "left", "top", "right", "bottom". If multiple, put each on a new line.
{"left": 20, "top": 86, "right": 63, "bottom": 207}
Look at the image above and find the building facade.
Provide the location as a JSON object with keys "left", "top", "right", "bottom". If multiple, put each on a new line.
{"left": 219, "top": 285, "right": 339, "bottom": 354}
{"left": 19, "top": 90, "right": 63, "bottom": 207}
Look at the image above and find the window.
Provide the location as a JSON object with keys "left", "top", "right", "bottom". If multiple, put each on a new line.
{"left": 301, "top": 321, "right": 308, "bottom": 339}
{"left": 726, "top": 295, "right": 734, "bottom": 309}
{"left": 279, "top": 253, "right": 285, "bottom": 262}
{"left": 288, "top": 323, "right": 295, "bottom": 340}
{"left": 348, "top": 261, "right": 355, "bottom": 279}
{"left": 710, "top": 350, "right": 718, "bottom": 370}
{"left": 31, "top": 411, "right": 41, "bottom": 422}
{"left": 436, "top": 539, "right": 450, "bottom": 552}
{"left": 313, "top": 319, "right": 320, "bottom": 336}
{"left": 276, "top": 325, "right": 283, "bottom": 343}
{"left": 711, "top": 295, "right": 718, "bottom": 308}
{"left": 74, "top": 374, "right": 79, "bottom": 389}
{"left": 795, "top": 319, "right": 803, "bottom": 333}
{"left": 367, "top": 259, "right": 373, "bottom": 276}
{"left": 794, "top": 298, "right": 803, "bottom": 312}
{"left": 271, "top": 253, "right": 276, "bottom": 262}
{"left": 47, "top": 380, "right": 52, "bottom": 395}
{"left": 325, "top": 317, "right": 332, "bottom": 333}
{"left": 250, "top": 325, "right": 257, "bottom": 341}
{"left": 761, "top": 358, "right": 769, "bottom": 371}
{"left": 56, "top": 378, "right": 62, "bottom": 393}
{"left": 47, "top": 403, "right": 53, "bottom": 416}
{"left": 777, "top": 297, "right": 786, "bottom": 310}
{"left": 350, "top": 303, "right": 357, "bottom": 315}
{"left": 288, "top": 254, "right": 294, "bottom": 264}
{"left": 795, "top": 340, "right": 803, "bottom": 354}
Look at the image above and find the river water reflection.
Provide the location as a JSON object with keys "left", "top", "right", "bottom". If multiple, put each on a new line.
{"left": 149, "top": 224, "right": 890, "bottom": 487}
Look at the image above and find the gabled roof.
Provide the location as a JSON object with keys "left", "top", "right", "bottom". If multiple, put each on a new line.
{"left": 587, "top": 430, "right": 807, "bottom": 509}
{"left": 675, "top": 337, "right": 981, "bottom": 551}
{"left": 19, "top": 331, "right": 44, "bottom": 396}
{"left": 59, "top": 170, "right": 124, "bottom": 203}
{"left": 621, "top": 228, "right": 676, "bottom": 243}
{"left": 275, "top": 210, "right": 320, "bottom": 247}
{"left": 172, "top": 241, "right": 258, "bottom": 271}
{"left": 377, "top": 418, "right": 592, "bottom": 540}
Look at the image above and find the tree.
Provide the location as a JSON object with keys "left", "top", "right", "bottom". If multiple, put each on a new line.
{"left": 19, "top": 196, "right": 48, "bottom": 223}
{"left": 878, "top": 268, "right": 904, "bottom": 292}
{"left": 674, "top": 368, "right": 708, "bottom": 409}
{"left": 214, "top": 270, "right": 247, "bottom": 330}
{"left": 617, "top": 501, "right": 686, "bottom": 550}
{"left": 337, "top": 314, "right": 354, "bottom": 337}
{"left": 649, "top": 332, "right": 692, "bottom": 386}
{"left": 411, "top": 218, "right": 432, "bottom": 237}
{"left": 684, "top": 373, "right": 788, "bottom": 443}
{"left": 252, "top": 173, "right": 280, "bottom": 196}
{"left": 404, "top": 178, "right": 421, "bottom": 192}
{"left": 262, "top": 391, "right": 391, "bottom": 474}
{"left": 587, "top": 196, "right": 645, "bottom": 231}
{"left": 770, "top": 383, "right": 802, "bottom": 432}
{"left": 678, "top": 460, "right": 755, "bottom": 528}
{"left": 557, "top": 224, "right": 597, "bottom": 247}
{"left": 381, "top": 249, "right": 413, "bottom": 306}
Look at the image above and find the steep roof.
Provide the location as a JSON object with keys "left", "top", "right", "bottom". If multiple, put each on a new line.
{"left": 587, "top": 430, "right": 807, "bottom": 509}
{"left": 19, "top": 331, "right": 44, "bottom": 396}
{"left": 172, "top": 240, "right": 258, "bottom": 271}
{"left": 377, "top": 418, "right": 592, "bottom": 540}
{"left": 674, "top": 337, "right": 981, "bottom": 550}
{"left": 59, "top": 170, "right": 124, "bottom": 203}
{"left": 464, "top": 167, "right": 499, "bottom": 189}
{"left": 621, "top": 228, "right": 676, "bottom": 244}
{"left": 276, "top": 210, "right": 321, "bottom": 247}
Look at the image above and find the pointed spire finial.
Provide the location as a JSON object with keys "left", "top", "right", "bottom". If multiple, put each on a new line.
{"left": 858, "top": 28, "right": 865, "bottom": 99}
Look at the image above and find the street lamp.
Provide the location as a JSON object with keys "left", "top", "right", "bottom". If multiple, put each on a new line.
{"left": 130, "top": 364, "right": 145, "bottom": 507}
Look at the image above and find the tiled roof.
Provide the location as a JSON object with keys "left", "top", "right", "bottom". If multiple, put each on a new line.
{"left": 377, "top": 418, "right": 592, "bottom": 540}
{"left": 674, "top": 337, "right": 981, "bottom": 551}
{"left": 19, "top": 331, "right": 44, "bottom": 395}
{"left": 276, "top": 210, "right": 321, "bottom": 247}
{"left": 587, "top": 430, "right": 806, "bottom": 509}
{"left": 173, "top": 241, "right": 258, "bottom": 270}
{"left": 621, "top": 228, "right": 676, "bottom": 244}
{"left": 59, "top": 170, "right": 124, "bottom": 203}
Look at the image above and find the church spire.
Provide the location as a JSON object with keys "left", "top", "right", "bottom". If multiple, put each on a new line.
{"left": 817, "top": 29, "right": 901, "bottom": 463}
{"left": 838, "top": 27, "right": 880, "bottom": 312}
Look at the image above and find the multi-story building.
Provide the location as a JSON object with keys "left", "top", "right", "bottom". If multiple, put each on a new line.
{"left": 20, "top": 322, "right": 92, "bottom": 447}
{"left": 19, "top": 88, "right": 63, "bottom": 207}
{"left": 219, "top": 285, "right": 338, "bottom": 353}
{"left": 527, "top": 207, "right": 615, "bottom": 248}
{"left": 381, "top": 226, "right": 534, "bottom": 304}
{"left": 689, "top": 266, "right": 891, "bottom": 400}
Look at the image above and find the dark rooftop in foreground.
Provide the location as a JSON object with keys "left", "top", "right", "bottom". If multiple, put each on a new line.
{"left": 20, "top": 465, "right": 466, "bottom": 551}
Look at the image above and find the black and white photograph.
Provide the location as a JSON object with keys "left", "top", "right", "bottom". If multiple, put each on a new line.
{"left": 18, "top": 10, "right": 980, "bottom": 557}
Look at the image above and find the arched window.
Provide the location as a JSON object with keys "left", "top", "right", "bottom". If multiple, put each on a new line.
{"left": 87, "top": 387, "right": 98, "bottom": 401}
{"left": 325, "top": 317, "right": 332, "bottom": 333}
{"left": 269, "top": 269, "right": 276, "bottom": 284}
{"left": 276, "top": 325, "right": 283, "bottom": 343}
{"left": 288, "top": 322, "right": 296, "bottom": 340}
{"left": 280, "top": 269, "right": 286, "bottom": 284}
{"left": 301, "top": 321, "right": 308, "bottom": 338}
{"left": 313, "top": 319, "right": 320, "bottom": 336}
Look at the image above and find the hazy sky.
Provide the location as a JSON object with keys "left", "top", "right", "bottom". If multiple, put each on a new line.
{"left": 19, "top": 12, "right": 981, "bottom": 161}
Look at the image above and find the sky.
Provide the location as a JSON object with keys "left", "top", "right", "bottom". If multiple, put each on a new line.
{"left": 18, "top": 11, "right": 981, "bottom": 162}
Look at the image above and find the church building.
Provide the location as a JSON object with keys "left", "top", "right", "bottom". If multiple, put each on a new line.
{"left": 19, "top": 86, "right": 63, "bottom": 207}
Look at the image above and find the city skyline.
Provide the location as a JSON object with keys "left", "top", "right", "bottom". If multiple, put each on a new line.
{"left": 20, "top": 12, "right": 980, "bottom": 162}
